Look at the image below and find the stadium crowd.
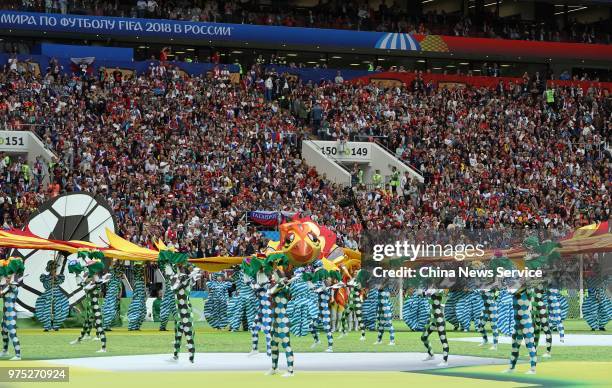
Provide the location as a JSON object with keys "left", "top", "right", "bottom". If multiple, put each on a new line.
{"left": 5, "top": 0, "right": 610, "bottom": 45}
{"left": 0, "top": 58, "right": 610, "bottom": 263}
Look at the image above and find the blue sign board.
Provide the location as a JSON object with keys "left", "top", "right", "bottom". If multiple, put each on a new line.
{"left": 0, "top": 11, "right": 421, "bottom": 52}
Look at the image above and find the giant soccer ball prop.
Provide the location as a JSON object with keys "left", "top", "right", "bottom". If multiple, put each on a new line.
{"left": 10, "top": 193, "right": 116, "bottom": 314}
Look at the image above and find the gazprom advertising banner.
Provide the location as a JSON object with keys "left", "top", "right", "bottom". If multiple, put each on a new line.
{"left": 1, "top": 11, "right": 611, "bottom": 61}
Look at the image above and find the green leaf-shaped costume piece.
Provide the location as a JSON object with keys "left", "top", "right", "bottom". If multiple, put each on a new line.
{"left": 6, "top": 258, "right": 25, "bottom": 275}
{"left": 87, "top": 259, "right": 105, "bottom": 276}
{"left": 489, "top": 255, "right": 515, "bottom": 270}
{"left": 68, "top": 261, "right": 85, "bottom": 274}
{"left": 241, "top": 257, "right": 264, "bottom": 277}
{"left": 158, "top": 249, "right": 188, "bottom": 267}
{"left": 523, "top": 238, "right": 562, "bottom": 270}
{"left": 304, "top": 268, "right": 342, "bottom": 282}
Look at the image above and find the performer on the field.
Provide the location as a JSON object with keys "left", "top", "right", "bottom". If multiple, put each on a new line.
{"left": 421, "top": 289, "right": 449, "bottom": 367}
{"left": 456, "top": 289, "right": 484, "bottom": 332}
{"left": 532, "top": 286, "right": 553, "bottom": 358}
{"left": 246, "top": 265, "right": 272, "bottom": 357}
{"left": 309, "top": 261, "right": 335, "bottom": 352}
{"left": 477, "top": 288, "right": 499, "bottom": 349}
{"left": 159, "top": 260, "right": 177, "bottom": 331}
{"left": 267, "top": 266, "right": 294, "bottom": 377}
{"left": 504, "top": 236, "right": 560, "bottom": 374}
{"left": 373, "top": 282, "right": 395, "bottom": 346}
{"left": 582, "top": 269, "right": 612, "bottom": 331}
{"left": 496, "top": 288, "right": 514, "bottom": 336}
{"left": 504, "top": 286, "right": 537, "bottom": 374}
{"left": 35, "top": 260, "right": 69, "bottom": 331}
{"left": 286, "top": 267, "right": 317, "bottom": 338}
{"left": 127, "top": 263, "right": 147, "bottom": 331}
{"left": 69, "top": 252, "right": 110, "bottom": 353}
{"left": 204, "top": 272, "right": 232, "bottom": 329}
{"left": 102, "top": 261, "right": 124, "bottom": 331}
{"left": 402, "top": 288, "right": 431, "bottom": 332}
{"left": 170, "top": 263, "right": 200, "bottom": 363}
{"left": 444, "top": 290, "right": 464, "bottom": 330}
{"left": 361, "top": 287, "right": 378, "bottom": 331}
{"left": 0, "top": 257, "right": 24, "bottom": 360}
{"left": 547, "top": 288, "right": 565, "bottom": 342}
{"left": 329, "top": 279, "right": 347, "bottom": 334}
{"left": 340, "top": 268, "right": 366, "bottom": 339}
{"left": 228, "top": 269, "right": 257, "bottom": 332}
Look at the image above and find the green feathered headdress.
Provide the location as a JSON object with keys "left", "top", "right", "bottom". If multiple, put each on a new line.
{"left": 524, "top": 240, "right": 561, "bottom": 270}
{"left": 6, "top": 257, "right": 24, "bottom": 275}
{"left": 158, "top": 249, "right": 188, "bottom": 267}
{"left": 68, "top": 260, "right": 85, "bottom": 274}
{"left": 302, "top": 268, "right": 342, "bottom": 282}
{"left": 87, "top": 259, "right": 105, "bottom": 276}
{"left": 241, "top": 253, "right": 290, "bottom": 278}
{"left": 489, "top": 251, "right": 515, "bottom": 270}
{"left": 241, "top": 256, "right": 264, "bottom": 277}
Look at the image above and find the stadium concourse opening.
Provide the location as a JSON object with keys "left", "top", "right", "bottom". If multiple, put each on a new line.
{"left": 0, "top": 1, "right": 610, "bottom": 388}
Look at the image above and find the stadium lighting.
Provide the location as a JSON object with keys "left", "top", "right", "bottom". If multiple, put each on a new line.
{"left": 554, "top": 6, "right": 587, "bottom": 15}
{"left": 432, "top": 67, "right": 442, "bottom": 70}
{"left": 307, "top": 61, "right": 317, "bottom": 64}
{"left": 232, "top": 51, "right": 243, "bottom": 54}
{"left": 459, "top": 62, "right": 469, "bottom": 65}
{"left": 287, "top": 53, "right": 298, "bottom": 57}
{"left": 422, "top": 0, "right": 435, "bottom": 3}
{"left": 186, "top": 48, "right": 195, "bottom": 51}
{"left": 331, "top": 56, "right": 342, "bottom": 59}
{"left": 500, "top": 64, "right": 511, "bottom": 67}
{"left": 416, "top": 59, "right": 426, "bottom": 63}
{"left": 484, "top": 1, "right": 501, "bottom": 7}
{"left": 349, "top": 63, "right": 360, "bottom": 66}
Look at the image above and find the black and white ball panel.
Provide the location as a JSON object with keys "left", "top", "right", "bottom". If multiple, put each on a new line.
{"left": 11, "top": 193, "right": 116, "bottom": 313}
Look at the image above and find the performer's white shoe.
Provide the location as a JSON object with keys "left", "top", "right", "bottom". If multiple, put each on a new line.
{"left": 82, "top": 335, "right": 91, "bottom": 340}
{"left": 437, "top": 361, "right": 448, "bottom": 367}
{"left": 0, "top": 351, "right": 9, "bottom": 357}
{"left": 310, "top": 341, "right": 320, "bottom": 349}
{"left": 338, "top": 333, "right": 346, "bottom": 339}
{"left": 526, "top": 368, "right": 536, "bottom": 375}
{"left": 92, "top": 337, "right": 101, "bottom": 342}
{"left": 69, "top": 339, "right": 80, "bottom": 345}
{"left": 542, "top": 352, "right": 551, "bottom": 358}
{"left": 489, "top": 344, "right": 498, "bottom": 350}
{"left": 372, "top": 341, "right": 382, "bottom": 345}
{"left": 359, "top": 336, "right": 366, "bottom": 341}
{"left": 325, "top": 347, "right": 333, "bottom": 353}
{"left": 265, "top": 368, "right": 277, "bottom": 376}
{"left": 247, "top": 350, "right": 259, "bottom": 357}
{"left": 501, "top": 368, "right": 515, "bottom": 373}
{"left": 422, "top": 354, "right": 435, "bottom": 361}
{"left": 560, "top": 338, "right": 565, "bottom": 343}
{"left": 167, "top": 356, "right": 179, "bottom": 362}
{"left": 96, "top": 349, "right": 106, "bottom": 353}
{"left": 282, "top": 371, "right": 294, "bottom": 377}
{"left": 9, "top": 356, "right": 20, "bottom": 361}
{"left": 478, "top": 340, "right": 488, "bottom": 347}
{"left": 388, "top": 341, "right": 396, "bottom": 346}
